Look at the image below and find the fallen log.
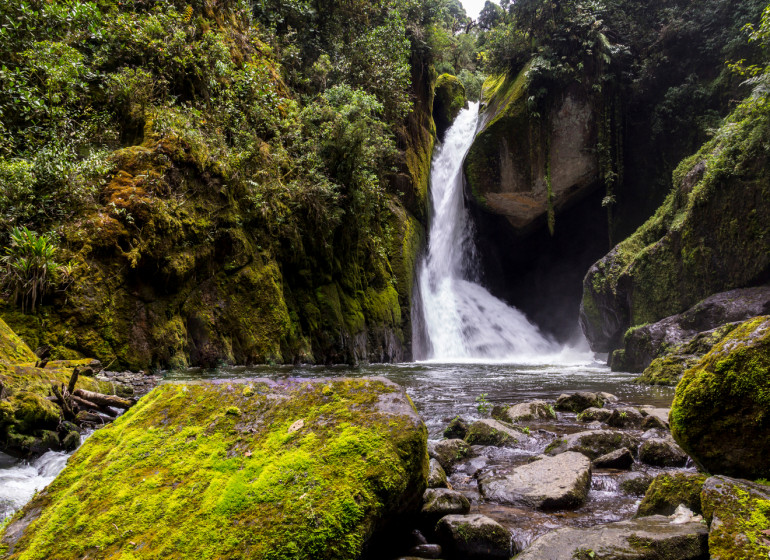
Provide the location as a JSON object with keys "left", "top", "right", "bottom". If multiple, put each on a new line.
{"left": 74, "top": 389, "right": 132, "bottom": 409}
{"left": 71, "top": 395, "right": 117, "bottom": 418}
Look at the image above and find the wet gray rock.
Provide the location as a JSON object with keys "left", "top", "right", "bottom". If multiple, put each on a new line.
{"left": 577, "top": 407, "right": 612, "bottom": 423}
{"left": 436, "top": 514, "right": 512, "bottom": 559}
{"left": 427, "top": 459, "right": 449, "bottom": 489}
{"left": 478, "top": 451, "right": 591, "bottom": 510}
{"left": 592, "top": 447, "right": 634, "bottom": 470}
{"left": 494, "top": 400, "right": 555, "bottom": 423}
{"left": 617, "top": 286, "right": 770, "bottom": 373}
{"left": 443, "top": 417, "right": 468, "bottom": 440}
{"left": 546, "top": 430, "right": 641, "bottom": 460}
{"left": 514, "top": 515, "right": 708, "bottom": 559}
{"left": 606, "top": 407, "right": 644, "bottom": 429}
{"left": 641, "top": 414, "right": 668, "bottom": 431}
{"left": 422, "top": 488, "right": 470, "bottom": 517}
{"left": 598, "top": 392, "right": 619, "bottom": 403}
{"left": 555, "top": 392, "right": 604, "bottom": 412}
{"left": 638, "top": 438, "right": 688, "bottom": 467}
{"left": 618, "top": 472, "right": 653, "bottom": 495}
{"left": 430, "top": 439, "right": 470, "bottom": 472}
{"left": 639, "top": 406, "right": 670, "bottom": 426}
{"left": 464, "top": 419, "right": 519, "bottom": 447}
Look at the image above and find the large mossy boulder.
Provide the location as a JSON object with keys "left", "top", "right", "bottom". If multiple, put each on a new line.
{"left": 463, "top": 68, "right": 597, "bottom": 236}
{"left": 432, "top": 73, "right": 468, "bottom": 139}
{"left": 636, "top": 473, "right": 708, "bottom": 517}
{"left": 670, "top": 316, "right": 770, "bottom": 478}
{"left": 1, "top": 377, "right": 428, "bottom": 559}
{"left": 580, "top": 99, "right": 770, "bottom": 353}
{"left": 0, "top": 319, "right": 36, "bottom": 365}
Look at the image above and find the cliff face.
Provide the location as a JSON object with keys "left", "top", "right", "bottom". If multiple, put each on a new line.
{"left": 0, "top": 0, "right": 436, "bottom": 370}
{"left": 464, "top": 69, "right": 599, "bottom": 236}
{"left": 580, "top": 98, "right": 770, "bottom": 353}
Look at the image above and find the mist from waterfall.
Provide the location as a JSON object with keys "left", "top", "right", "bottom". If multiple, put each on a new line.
{"left": 413, "top": 103, "right": 591, "bottom": 364}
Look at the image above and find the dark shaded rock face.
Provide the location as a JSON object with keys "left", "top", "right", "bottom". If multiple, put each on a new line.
{"left": 615, "top": 286, "right": 770, "bottom": 374}
{"left": 671, "top": 316, "right": 770, "bottom": 479}
{"left": 436, "top": 514, "right": 512, "bottom": 559}
{"left": 514, "top": 515, "right": 708, "bottom": 560}
{"left": 580, "top": 101, "right": 770, "bottom": 354}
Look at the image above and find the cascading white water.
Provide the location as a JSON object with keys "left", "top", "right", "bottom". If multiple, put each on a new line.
{"left": 415, "top": 103, "right": 586, "bottom": 363}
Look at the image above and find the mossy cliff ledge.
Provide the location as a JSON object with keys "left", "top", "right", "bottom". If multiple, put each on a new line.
{"left": 463, "top": 68, "right": 598, "bottom": 235}
{"left": 0, "top": 318, "right": 118, "bottom": 457}
{"left": 432, "top": 74, "right": 468, "bottom": 140}
{"left": 580, "top": 98, "right": 770, "bottom": 353}
{"left": 1, "top": 377, "right": 429, "bottom": 560}
{"left": 670, "top": 316, "right": 770, "bottom": 479}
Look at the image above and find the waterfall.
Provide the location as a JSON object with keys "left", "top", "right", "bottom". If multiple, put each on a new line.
{"left": 414, "top": 103, "right": 587, "bottom": 363}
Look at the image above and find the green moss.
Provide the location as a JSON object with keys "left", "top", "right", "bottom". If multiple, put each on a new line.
{"left": 671, "top": 316, "right": 770, "bottom": 478}
{"left": 433, "top": 74, "right": 468, "bottom": 134}
{"left": 636, "top": 473, "right": 708, "bottom": 517}
{"left": 2, "top": 378, "right": 428, "bottom": 560}
{"left": 0, "top": 318, "right": 36, "bottom": 365}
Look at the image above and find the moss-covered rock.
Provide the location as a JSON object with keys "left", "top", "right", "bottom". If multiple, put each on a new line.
{"left": 670, "top": 316, "right": 770, "bottom": 478}
{"left": 464, "top": 419, "right": 518, "bottom": 447}
{"left": 463, "top": 68, "right": 598, "bottom": 236}
{"left": 701, "top": 475, "right": 770, "bottom": 560}
{"left": 0, "top": 318, "right": 36, "bottom": 365}
{"left": 580, "top": 97, "right": 770, "bottom": 353}
{"left": 636, "top": 473, "right": 708, "bottom": 517}
{"left": 432, "top": 73, "right": 467, "bottom": 139}
{"left": 1, "top": 377, "right": 428, "bottom": 559}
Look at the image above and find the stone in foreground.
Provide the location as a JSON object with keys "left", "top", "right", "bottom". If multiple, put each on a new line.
{"left": 495, "top": 400, "right": 555, "bottom": 423}
{"left": 1, "top": 377, "right": 428, "bottom": 560}
{"left": 592, "top": 447, "right": 633, "bottom": 470}
{"left": 515, "top": 515, "right": 708, "bottom": 559}
{"left": 421, "top": 488, "right": 470, "bottom": 517}
{"left": 637, "top": 473, "right": 707, "bottom": 517}
{"left": 638, "top": 437, "right": 688, "bottom": 467}
{"left": 701, "top": 475, "right": 770, "bottom": 560}
{"left": 546, "top": 429, "right": 640, "bottom": 460}
{"left": 436, "top": 514, "right": 511, "bottom": 559}
{"left": 479, "top": 451, "right": 591, "bottom": 510}
{"left": 430, "top": 438, "right": 470, "bottom": 472}
{"left": 464, "top": 419, "right": 519, "bottom": 446}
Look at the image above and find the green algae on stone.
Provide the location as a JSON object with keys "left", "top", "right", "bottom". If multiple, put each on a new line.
{"left": 637, "top": 473, "right": 708, "bottom": 517}
{"left": 1, "top": 377, "right": 429, "bottom": 559}
{"left": 0, "top": 318, "right": 36, "bottom": 365}
{"left": 670, "top": 316, "right": 770, "bottom": 478}
{"left": 701, "top": 475, "right": 770, "bottom": 560}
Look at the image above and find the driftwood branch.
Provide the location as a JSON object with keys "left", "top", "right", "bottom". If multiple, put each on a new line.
{"left": 73, "top": 389, "right": 132, "bottom": 410}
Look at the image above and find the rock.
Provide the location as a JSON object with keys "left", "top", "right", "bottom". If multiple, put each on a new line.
{"left": 0, "top": 318, "right": 37, "bottom": 365}
{"left": 0, "top": 377, "right": 428, "bottom": 559}
{"left": 436, "top": 514, "right": 511, "bottom": 559}
{"left": 433, "top": 74, "right": 468, "bottom": 139}
{"left": 598, "top": 392, "right": 619, "bottom": 403}
{"left": 640, "top": 415, "right": 668, "bottom": 431}
{"left": 606, "top": 407, "right": 644, "bottom": 429}
{"left": 406, "top": 543, "right": 442, "bottom": 558}
{"left": 637, "top": 473, "right": 708, "bottom": 517}
{"left": 464, "top": 419, "right": 519, "bottom": 447}
{"left": 443, "top": 417, "right": 468, "bottom": 440}
{"left": 671, "top": 316, "right": 770, "bottom": 478}
{"left": 638, "top": 438, "right": 688, "bottom": 467}
{"left": 546, "top": 430, "right": 640, "bottom": 460}
{"left": 577, "top": 407, "right": 612, "bottom": 423}
{"left": 427, "top": 458, "right": 449, "bottom": 489}
{"left": 494, "top": 400, "right": 555, "bottom": 423}
{"left": 478, "top": 451, "right": 591, "bottom": 510}
{"left": 592, "top": 447, "right": 633, "bottom": 470}
{"left": 464, "top": 67, "right": 598, "bottom": 236}
{"left": 514, "top": 515, "right": 708, "bottom": 559}
{"left": 431, "top": 439, "right": 471, "bottom": 472}
{"left": 701, "top": 475, "right": 770, "bottom": 559}
{"left": 555, "top": 392, "right": 604, "bottom": 413}
{"left": 618, "top": 472, "right": 653, "bottom": 496}
{"left": 421, "top": 488, "right": 470, "bottom": 517}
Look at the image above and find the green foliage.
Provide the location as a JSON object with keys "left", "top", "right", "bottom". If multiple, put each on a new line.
{"left": 475, "top": 393, "right": 491, "bottom": 415}
{"left": 0, "top": 227, "right": 68, "bottom": 314}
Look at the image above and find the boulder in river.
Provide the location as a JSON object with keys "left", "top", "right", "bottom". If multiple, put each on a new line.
{"left": 436, "top": 514, "right": 512, "bottom": 559}
{"left": 1, "top": 377, "right": 428, "bottom": 560}
{"left": 430, "top": 439, "right": 471, "bottom": 472}
{"left": 427, "top": 458, "right": 449, "bottom": 489}
{"left": 618, "top": 472, "right": 653, "bottom": 496}
{"left": 638, "top": 437, "right": 688, "bottom": 467}
{"left": 443, "top": 416, "right": 468, "bottom": 439}
{"left": 493, "top": 400, "right": 555, "bottom": 423}
{"left": 514, "top": 515, "right": 708, "bottom": 559}
{"left": 421, "top": 488, "right": 470, "bottom": 517}
{"left": 701, "top": 475, "right": 770, "bottom": 559}
{"left": 464, "top": 419, "right": 519, "bottom": 447}
{"left": 670, "top": 316, "right": 770, "bottom": 478}
{"left": 546, "top": 430, "right": 640, "bottom": 460}
{"left": 592, "top": 447, "right": 634, "bottom": 470}
{"left": 555, "top": 392, "right": 604, "bottom": 412}
{"left": 577, "top": 407, "right": 612, "bottom": 423}
{"left": 478, "top": 451, "right": 591, "bottom": 510}
{"left": 606, "top": 407, "right": 645, "bottom": 429}
{"left": 637, "top": 473, "right": 707, "bottom": 517}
